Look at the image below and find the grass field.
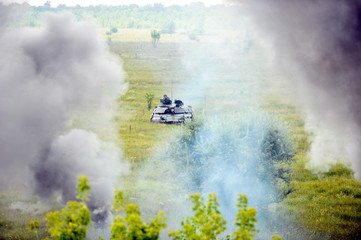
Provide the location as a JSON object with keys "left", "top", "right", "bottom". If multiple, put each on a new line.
{"left": 108, "top": 32, "right": 361, "bottom": 239}
{"left": 1, "top": 29, "right": 361, "bottom": 239}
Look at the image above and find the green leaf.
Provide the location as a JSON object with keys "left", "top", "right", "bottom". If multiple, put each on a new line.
{"left": 76, "top": 175, "right": 91, "bottom": 201}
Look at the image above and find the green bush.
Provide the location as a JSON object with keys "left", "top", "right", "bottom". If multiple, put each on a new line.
{"left": 145, "top": 92, "right": 155, "bottom": 111}
{"left": 150, "top": 30, "right": 161, "bottom": 48}
{"left": 110, "top": 190, "right": 167, "bottom": 240}
{"left": 325, "top": 163, "right": 353, "bottom": 178}
{"left": 30, "top": 176, "right": 285, "bottom": 240}
{"left": 111, "top": 204, "right": 166, "bottom": 240}
{"left": 163, "top": 115, "right": 295, "bottom": 199}
{"left": 232, "top": 194, "right": 258, "bottom": 240}
{"left": 169, "top": 193, "right": 262, "bottom": 240}
{"left": 169, "top": 193, "right": 226, "bottom": 240}
{"left": 27, "top": 220, "right": 40, "bottom": 240}
{"left": 45, "top": 175, "right": 91, "bottom": 240}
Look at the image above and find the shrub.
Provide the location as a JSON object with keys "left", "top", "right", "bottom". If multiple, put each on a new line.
{"left": 145, "top": 92, "right": 155, "bottom": 111}
{"left": 151, "top": 30, "right": 161, "bottom": 48}
{"left": 169, "top": 193, "right": 263, "bottom": 240}
{"left": 27, "top": 220, "right": 40, "bottom": 240}
{"left": 325, "top": 163, "right": 353, "bottom": 178}
{"left": 163, "top": 115, "right": 295, "bottom": 199}
{"left": 110, "top": 190, "right": 167, "bottom": 240}
{"left": 169, "top": 193, "right": 226, "bottom": 240}
{"left": 45, "top": 175, "right": 91, "bottom": 240}
{"left": 232, "top": 194, "right": 258, "bottom": 240}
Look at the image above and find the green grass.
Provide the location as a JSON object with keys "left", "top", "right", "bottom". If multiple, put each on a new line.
{"left": 0, "top": 190, "right": 50, "bottom": 240}
{"left": 110, "top": 42, "right": 180, "bottom": 163}
{"left": 112, "top": 40, "right": 361, "bottom": 239}
{"left": 284, "top": 177, "right": 361, "bottom": 239}
{"left": 1, "top": 33, "right": 361, "bottom": 239}
{"left": 260, "top": 91, "right": 361, "bottom": 239}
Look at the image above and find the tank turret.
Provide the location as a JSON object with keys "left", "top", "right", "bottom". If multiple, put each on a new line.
{"left": 150, "top": 99, "right": 193, "bottom": 124}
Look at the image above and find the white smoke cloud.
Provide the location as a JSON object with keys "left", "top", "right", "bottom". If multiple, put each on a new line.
{"left": 0, "top": 10, "right": 128, "bottom": 220}
{"left": 34, "top": 129, "right": 129, "bottom": 222}
{"left": 225, "top": 0, "right": 361, "bottom": 178}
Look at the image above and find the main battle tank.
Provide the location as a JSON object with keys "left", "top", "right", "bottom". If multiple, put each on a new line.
{"left": 150, "top": 99, "right": 193, "bottom": 124}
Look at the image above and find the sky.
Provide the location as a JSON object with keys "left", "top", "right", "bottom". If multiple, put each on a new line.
{"left": 2, "top": 0, "right": 224, "bottom": 6}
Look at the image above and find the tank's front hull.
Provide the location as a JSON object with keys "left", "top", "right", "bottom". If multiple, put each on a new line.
{"left": 151, "top": 113, "right": 190, "bottom": 124}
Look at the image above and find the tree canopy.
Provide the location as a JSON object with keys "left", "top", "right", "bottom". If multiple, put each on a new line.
{"left": 3, "top": 3, "right": 240, "bottom": 33}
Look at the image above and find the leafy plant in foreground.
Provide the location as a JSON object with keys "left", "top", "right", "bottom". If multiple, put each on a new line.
{"left": 232, "top": 194, "right": 258, "bottom": 240}
{"left": 27, "top": 175, "right": 280, "bottom": 240}
{"left": 110, "top": 190, "right": 167, "bottom": 240}
{"left": 169, "top": 193, "right": 266, "bottom": 240}
{"left": 169, "top": 193, "right": 227, "bottom": 240}
{"left": 27, "top": 220, "right": 40, "bottom": 240}
{"left": 76, "top": 175, "right": 91, "bottom": 202}
{"left": 271, "top": 234, "right": 282, "bottom": 240}
{"left": 45, "top": 175, "right": 91, "bottom": 240}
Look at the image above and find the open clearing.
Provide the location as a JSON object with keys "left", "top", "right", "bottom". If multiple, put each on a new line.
{"left": 1, "top": 29, "right": 360, "bottom": 240}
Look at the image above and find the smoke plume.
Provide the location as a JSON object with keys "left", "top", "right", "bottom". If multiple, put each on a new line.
{"left": 0, "top": 11, "right": 128, "bottom": 220}
{"left": 226, "top": 0, "right": 361, "bottom": 177}
{"left": 151, "top": 114, "right": 295, "bottom": 237}
{"left": 134, "top": 28, "right": 294, "bottom": 237}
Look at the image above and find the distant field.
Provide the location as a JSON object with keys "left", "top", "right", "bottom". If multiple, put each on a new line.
{"left": 101, "top": 28, "right": 247, "bottom": 43}
{"left": 108, "top": 32, "right": 283, "bottom": 162}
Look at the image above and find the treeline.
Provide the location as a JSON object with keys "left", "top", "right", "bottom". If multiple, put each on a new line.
{"left": 2, "top": 2, "right": 242, "bottom": 33}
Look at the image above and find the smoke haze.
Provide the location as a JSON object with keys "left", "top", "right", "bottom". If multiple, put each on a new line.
{"left": 227, "top": 0, "right": 361, "bottom": 177}
{"left": 0, "top": 11, "right": 128, "bottom": 220}
{"left": 155, "top": 114, "right": 295, "bottom": 237}
{"left": 2, "top": 1, "right": 360, "bottom": 238}
{"left": 130, "top": 1, "right": 361, "bottom": 236}
{"left": 133, "top": 25, "right": 295, "bottom": 237}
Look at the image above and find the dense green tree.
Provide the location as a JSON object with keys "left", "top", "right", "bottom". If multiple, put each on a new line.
{"left": 162, "top": 21, "right": 175, "bottom": 34}
{"left": 44, "top": 1, "right": 51, "bottom": 8}
{"left": 151, "top": 29, "right": 161, "bottom": 48}
{"left": 16, "top": 4, "right": 242, "bottom": 30}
